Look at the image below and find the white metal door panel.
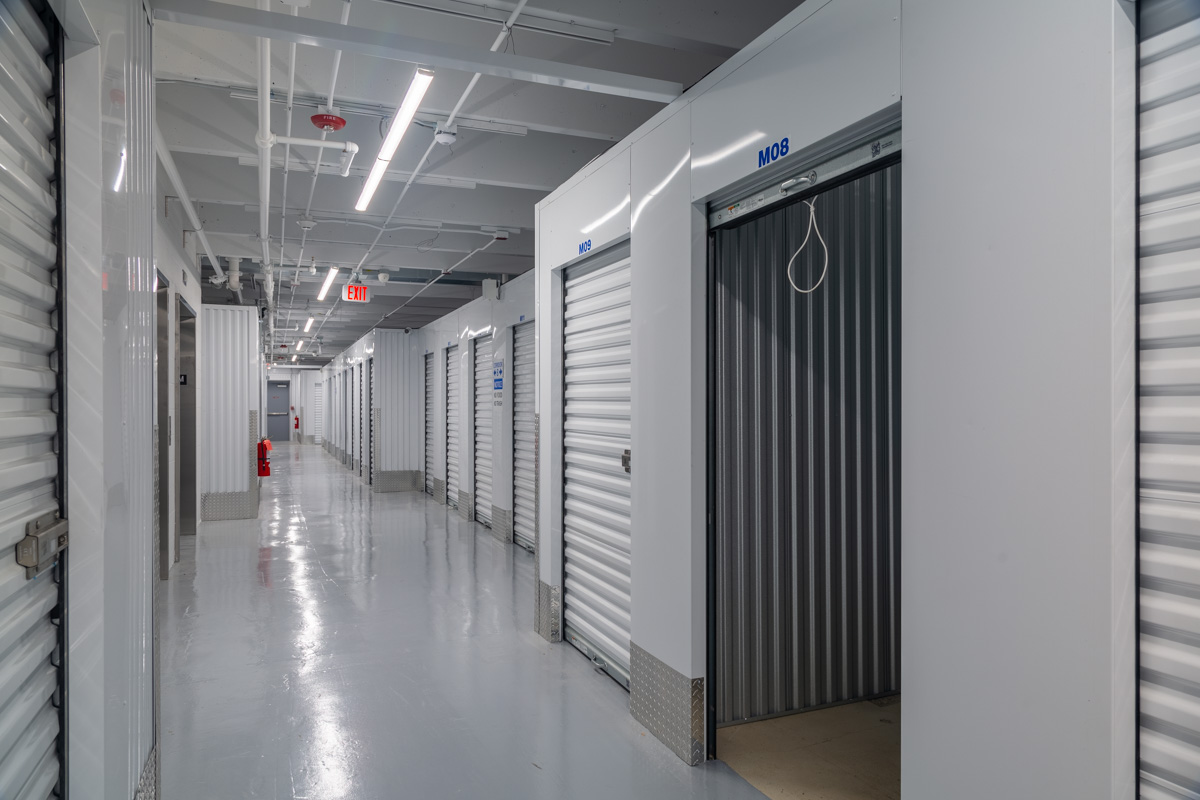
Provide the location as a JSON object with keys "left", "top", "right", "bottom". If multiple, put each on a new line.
{"left": 512, "top": 321, "right": 536, "bottom": 551}
{"left": 474, "top": 335, "right": 494, "bottom": 526}
{"left": 424, "top": 353, "right": 435, "bottom": 495}
{"left": 562, "top": 256, "right": 633, "bottom": 686}
{"left": 313, "top": 382, "right": 323, "bottom": 444}
{"left": 446, "top": 346, "right": 460, "bottom": 507}
{"left": 0, "top": 1, "right": 63, "bottom": 796}
{"left": 1140, "top": 7, "right": 1200, "bottom": 795}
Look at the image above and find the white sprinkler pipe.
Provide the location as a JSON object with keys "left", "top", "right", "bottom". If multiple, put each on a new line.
{"left": 154, "top": 124, "right": 227, "bottom": 286}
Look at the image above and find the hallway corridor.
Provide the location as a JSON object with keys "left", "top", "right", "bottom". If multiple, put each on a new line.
{"left": 160, "top": 445, "right": 762, "bottom": 799}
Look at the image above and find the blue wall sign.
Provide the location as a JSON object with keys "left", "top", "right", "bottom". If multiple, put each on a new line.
{"left": 578, "top": 239, "right": 592, "bottom": 256}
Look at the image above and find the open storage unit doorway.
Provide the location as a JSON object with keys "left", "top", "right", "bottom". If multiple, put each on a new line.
{"left": 707, "top": 148, "right": 901, "bottom": 796}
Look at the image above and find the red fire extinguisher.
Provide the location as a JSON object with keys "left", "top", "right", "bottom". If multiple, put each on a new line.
{"left": 257, "top": 438, "right": 272, "bottom": 477}
{"left": 294, "top": 415, "right": 299, "bottom": 431}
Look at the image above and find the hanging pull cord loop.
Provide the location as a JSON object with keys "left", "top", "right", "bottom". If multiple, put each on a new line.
{"left": 786, "top": 197, "right": 829, "bottom": 294}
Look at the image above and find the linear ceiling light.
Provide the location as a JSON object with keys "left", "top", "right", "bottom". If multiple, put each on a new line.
{"left": 296, "top": 339, "right": 306, "bottom": 351}
{"left": 356, "top": 67, "right": 435, "bottom": 212}
{"left": 317, "top": 266, "right": 339, "bottom": 301}
{"left": 304, "top": 316, "right": 314, "bottom": 332}
{"left": 292, "top": 354, "right": 298, "bottom": 362}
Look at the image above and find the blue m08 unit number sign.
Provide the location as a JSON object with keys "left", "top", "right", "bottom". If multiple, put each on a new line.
{"left": 758, "top": 137, "right": 790, "bottom": 168}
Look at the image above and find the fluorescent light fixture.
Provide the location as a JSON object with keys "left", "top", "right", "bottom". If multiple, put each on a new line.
{"left": 356, "top": 67, "right": 435, "bottom": 211}
{"left": 317, "top": 266, "right": 339, "bottom": 301}
{"left": 113, "top": 147, "right": 126, "bottom": 192}
{"left": 304, "top": 316, "right": 314, "bottom": 332}
{"left": 296, "top": 339, "right": 306, "bottom": 351}
{"left": 292, "top": 354, "right": 298, "bottom": 362}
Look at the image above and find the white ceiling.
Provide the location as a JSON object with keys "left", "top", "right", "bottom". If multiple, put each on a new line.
{"left": 154, "top": 0, "right": 800, "bottom": 363}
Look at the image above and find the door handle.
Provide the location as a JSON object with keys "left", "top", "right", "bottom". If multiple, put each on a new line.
{"left": 621, "top": 449, "right": 631, "bottom": 474}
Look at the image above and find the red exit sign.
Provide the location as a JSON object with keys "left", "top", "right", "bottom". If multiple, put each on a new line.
{"left": 342, "top": 284, "right": 371, "bottom": 303}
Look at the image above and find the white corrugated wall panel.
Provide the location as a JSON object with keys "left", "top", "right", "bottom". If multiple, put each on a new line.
{"left": 474, "top": 334, "right": 494, "bottom": 525}
{"left": 1140, "top": 5, "right": 1200, "bottom": 794}
{"left": 447, "top": 346, "right": 460, "bottom": 507}
{"left": 200, "top": 306, "right": 259, "bottom": 493}
{"left": 562, "top": 256, "right": 633, "bottom": 687}
{"left": 513, "top": 321, "right": 536, "bottom": 551}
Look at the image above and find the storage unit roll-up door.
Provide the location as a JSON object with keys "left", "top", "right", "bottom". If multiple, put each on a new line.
{"left": 562, "top": 254, "right": 632, "bottom": 687}
{"left": 512, "top": 321, "right": 536, "bottom": 551}
{"left": 313, "top": 382, "right": 323, "bottom": 444}
{"left": 446, "top": 346, "right": 460, "bottom": 508}
{"left": 0, "top": 2, "right": 64, "bottom": 797}
{"left": 1139, "top": 5, "right": 1200, "bottom": 794}
{"left": 424, "top": 353, "right": 435, "bottom": 495}
{"left": 474, "top": 335, "right": 494, "bottom": 526}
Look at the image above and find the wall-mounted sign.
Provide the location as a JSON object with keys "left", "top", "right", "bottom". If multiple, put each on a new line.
{"left": 342, "top": 284, "right": 371, "bottom": 303}
{"left": 757, "top": 136, "right": 790, "bottom": 168}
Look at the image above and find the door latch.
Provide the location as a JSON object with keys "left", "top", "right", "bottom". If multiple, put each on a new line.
{"left": 621, "top": 449, "right": 631, "bottom": 474}
{"left": 16, "top": 511, "right": 68, "bottom": 579}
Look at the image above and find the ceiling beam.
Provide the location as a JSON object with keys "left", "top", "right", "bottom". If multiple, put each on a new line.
{"left": 151, "top": 0, "right": 682, "bottom": 103}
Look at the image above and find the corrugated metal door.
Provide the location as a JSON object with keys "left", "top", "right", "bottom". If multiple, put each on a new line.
{"left": 711, "top": 160, "right": 901, "bottom": 725}
{"left": 1139, "top": 4, "right": 1200, "bottom": 793}
{"left": 562, "top": 255, "right": 633, "bottom": 687}
{"left": 512, "top": 321, "right": 536, "bottom": 551}
{"left": 424, "top": 353, "right": 435, "bottom": 495}
{"left": 474, "top": 334, "right": 494, "bottom": 526}
{"left": 358, "top": 362, "right": 364, "bottom": 478}
{"left": 446, "top": 346, "right": 460, "bottom": 508}
{"left": 313, "top": 382, "right": 323, "bottom": 444}
{"left": 367, "top": 358, "right": 374, "bottom": 485}
{"left": 0, "top": 1, "right": 64, "bottom": 795}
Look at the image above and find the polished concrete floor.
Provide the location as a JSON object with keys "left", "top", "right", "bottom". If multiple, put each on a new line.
{"left": 717, "top": 699, "right": 901, "bottom": 800}
{"left": 161, "top": 444, "right": 764, "bottom": 799}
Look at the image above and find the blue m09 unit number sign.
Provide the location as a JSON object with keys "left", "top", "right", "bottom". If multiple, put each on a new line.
{"left": 578, "top": 239, "right": 592, "bottom": 256}
{"left": 758, "top": 137, "right": 790, "bottom": 168}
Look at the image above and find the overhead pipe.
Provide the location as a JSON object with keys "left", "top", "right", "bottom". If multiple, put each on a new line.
{"left": 278, "top": 2, "right": 300, "bottom": 325}
{"left": 153, "top": 124, "right": 228, "bottom": 288}
{"left": 255, "top": 0, "right": 276, "bottom": 354}
{"left": 374, "top": 235, "right": 502, "bottom": 327}
{"left": 316, "top": 0, "right": 526, "bottom": 345}
{"left": 283, "top": 0, "right": 354, "bottom": 334}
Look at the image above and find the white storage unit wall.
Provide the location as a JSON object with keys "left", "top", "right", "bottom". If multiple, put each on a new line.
{"left": 533, "top": 0, "right": 1136, "bottom": 787}
{"left": 418, "top": 272, "right": 534, "bottom": 539}
{"left": 200, "top": 306, "right": 261, "bottom": 520}
{"left": 474, "top": 334, "right": 495, "bottom": 526}
{"left": 512, "top": 321, "right": 537, "bottom": 551}
{"left": 319, "top": 329, "right": 423, "bottom": 491}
